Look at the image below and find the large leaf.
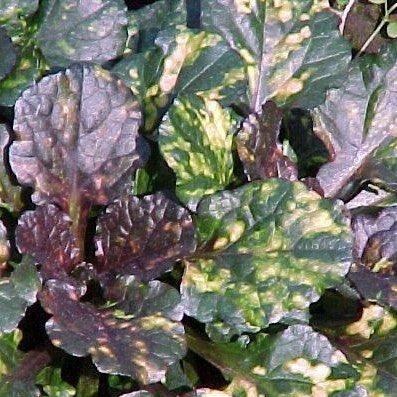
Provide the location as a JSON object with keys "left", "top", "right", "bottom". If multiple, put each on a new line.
{"left": 10, "top": 65, "right": 149, "bottom": 247}
{"left": 0, "top": 126, "right": 22, "bottom": 213}
{"left": 112, "top": 27, "right": 246, "bottom": 133}
{"left": 0, "top": 330, "right": 41, "bottom": 397}
{"left": 16, "top": 205, "right": 81, "bottom": 280}
{"left": 40, "top": 279, "right": 186, "bottom": 384}
{"left": 182, "top": 179, "right": 353, "bottom": 339}
{"left": 187, "top": 324, "right": 364, "bottom": 396}
{"left": 95, "top": 192, "right": 196, "bottom": 282}
{"left": 202, "top": 0, "right": 351, "bottom": 111}
{"left": 313, "top": 44, "right": 397, "bottom": 198}
{"left": 0, "top": 257, "right": 41, "bottom": 333}
{"left": 159, "top": 95, "right": 240, "bottom": 209}
{"left": 236, "top": 101, "right": 297, "bottom": 182}
{"left": 349, "top": 206, "right": 397, "bottom": 309}
{"left": 37, "top": 0, "right": 127, "bottom": 67}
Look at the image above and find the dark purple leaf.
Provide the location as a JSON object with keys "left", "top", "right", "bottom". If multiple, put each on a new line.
{"left": 236, "top": 102, "right": 297, "bottom": 182}
{"left": 16, "top": 205, "right": 81, "bottom": 279}
{"left": 95, "top": 192, "right": 196, "bottom": 282}
{"left": 40, "top": 279, "right": 186, "bottom": 383}
{"left": 349, "top": 206, "right": 397, "bottom": 309}
{"left": 10, "top": 65, "right": 149, "bottom": 249}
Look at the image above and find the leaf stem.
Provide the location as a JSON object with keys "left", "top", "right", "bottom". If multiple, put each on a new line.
{"left": 358, "top": 2, "right": 397, "bottom": 56}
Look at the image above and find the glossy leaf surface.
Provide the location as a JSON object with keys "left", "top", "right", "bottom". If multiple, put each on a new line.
{"left": 182, "top": 179, "right": 353, "bottom": 337}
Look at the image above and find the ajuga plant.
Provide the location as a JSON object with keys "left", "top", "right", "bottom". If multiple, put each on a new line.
{"left": 2, "top": 0, "right": 397, "bottom": 396}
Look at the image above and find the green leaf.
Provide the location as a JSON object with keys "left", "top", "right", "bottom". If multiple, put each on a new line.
{"left": 127, "top": 0, "right": 186, "bottom": 51}
{"left": 40, "top": 279, "right": 186, "bottom": 384}
{"left": 181, "top": 179, "right": 353, "bottom": 338}
{"left": 36, "top": 0, "right": 128, "bottom": 67}
{"left": 0, "top": 0, "right": 39, "bottom": 35}
{"left": 112, "top": 27, "right": 246, "bottom": 133}
{"left": 159, "top": 95, "right": 240, "bottom": 209}
{"left": 0, "top": 257, "right": 41, "bottom": 333}
{"left": 202, "top": 0, "right": 351, "bottom": 111}
{"left": 186, "top": 324, "right": 364, "bottom": 396}
{"left": 0, "top": 330, "right": 40, "bottom": 397}
{"left": 37, "top": 367, "right": 76, "bottom": 397}
{"left": 321, "top": 304, "right": 397, "bottom": 396}
{"left": 0, "top": 126, "right": 22, "bottom": 213}
{"left": 314, "top": 44, "right": 397, "bottom": 198}
{"left": 0, "top": 28, "right": 16, "bottom": 81}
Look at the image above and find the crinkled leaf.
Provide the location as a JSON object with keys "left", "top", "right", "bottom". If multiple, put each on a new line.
{"left": 313, "top": 44, "right": 397, "bottom": 198}
{"left": 236, "top": 101, "right": 298, "bottom": 182}
{"left": 322, "top": 304, "right": 397, "bottom": 395}
{"left": 10, "top": 64, "right": 149, "bottom": 221}
{"left": 202, "top": 0, "right": 351, "bottom": 111}
{"left": 182, "top": 179, "right": 353, "bottom": 338}
{"left": 37, "top": 0, "right": 127, "bottom": 67}
{"left": 95, "top": 192, "right": 196, "bottom": 282}
{"left": 112, "top": 27, "right": 246, "bottom": 133}
{"left": 187, "top": 324, "right": 364, "bottom": 396}
{"left": 0, "top": 28, "right": 16, "bottom": 81}
{"left": 0, "top": 330, "right": 41, "bottom": 397}
{"left": 0, "top": 126, "right": 22, "bottom": 213}
{"left": 0, "top": 257, "right": 41, "bottom": 333}
{"left": 40, "top": 279, "right": 186, "bottom": 383}
{"left": 16, "top": 205, "right": 81, "bottom": 280}
{"left": 36, "top": 367, "right": 76, "bottom": 397}
{"left": 159, "top": 95, "right": 240, "bottom": 209}
{"left": 108, "top": 276, "right": 184, "bottom": 321}
{"left": 349, "top": 206, "right": 397, "bottom": 309}
{"left": 127, "top": 0, "right": 186, "bottom": 51}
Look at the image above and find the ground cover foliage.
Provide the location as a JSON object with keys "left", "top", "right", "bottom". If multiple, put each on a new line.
{"left": 1, "top": 0, "right": 397, "bottom": 396}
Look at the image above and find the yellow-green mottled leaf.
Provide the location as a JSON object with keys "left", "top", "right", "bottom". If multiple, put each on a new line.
{"left": 0, "top": 0, "right": 39, "bottom": 36}
{"left": 186, "top": 325, "right": 365, "bottom": 396}
{"left": 36, "top": 367, "right": 75, "bottom": 397}
{"left": 112, "top": 27, "right": 247, "bottom": 134}
{"left": 181, "top": 179, "right": 353, "bottom": 338}
{"left": 159, "top": 95, "right": 241, "bottom": 209}
{"left": 202, "top": 0, "right": 351, "bottom": 111}
{"left": 321, "top": 304, "right": 397, "bottom": 396}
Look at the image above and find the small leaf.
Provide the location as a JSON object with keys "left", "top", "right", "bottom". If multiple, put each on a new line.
{"left": 186, "top": 324, "right": 364, "bottom": 396}
{"left": 10, "top": 64, "right": 149, "bottom": 252}
{"left": 349, "top": 206, "right": 397, "bottom": 309}
{"left": 202, "top": 0, "right": 351, "bottom": 110}
{"left": 95, "top": 192, "right": 196, "bottom": 282}
{"left": 37, "top": 0, "right": 128, "bottom": 67}
{"left": 127, "top": 0, "right": 186, "bottom": 51}
{"left": 0, "top": 126, "right": 22, "bottom": 213}
{"left": 113, "top": 27, "right": 246, "bottom": 133}
{"left": 36, "top": 367, "right": 76, "bottom": 397}
{"left": 16, "top": 205, "right": 81, "bottom": 280}
{"left": 0, "top": 28, "right": 16, "bottom": 81}
{"left": 313, "top": 45, "right": 397, "bottom": 197}
{"left": 0, "top": 257, "right": 41, "bottom": 333}
{"left": 40, "top": 279, "right": 186, "bottom": 383}
{"left": 0, "top": 0, "right": 39, "bottom": 34}
{"left": 236, "top": 101, "right": 298, "bottom": 182}
{"left": 159, "top": 95, "right": 240, "bottom": 209}
{"left": 182, "top": 179, "right": 353, "bottom": 338}
{"left": 0, "top": 330, "right": 41, "bottom": 397}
